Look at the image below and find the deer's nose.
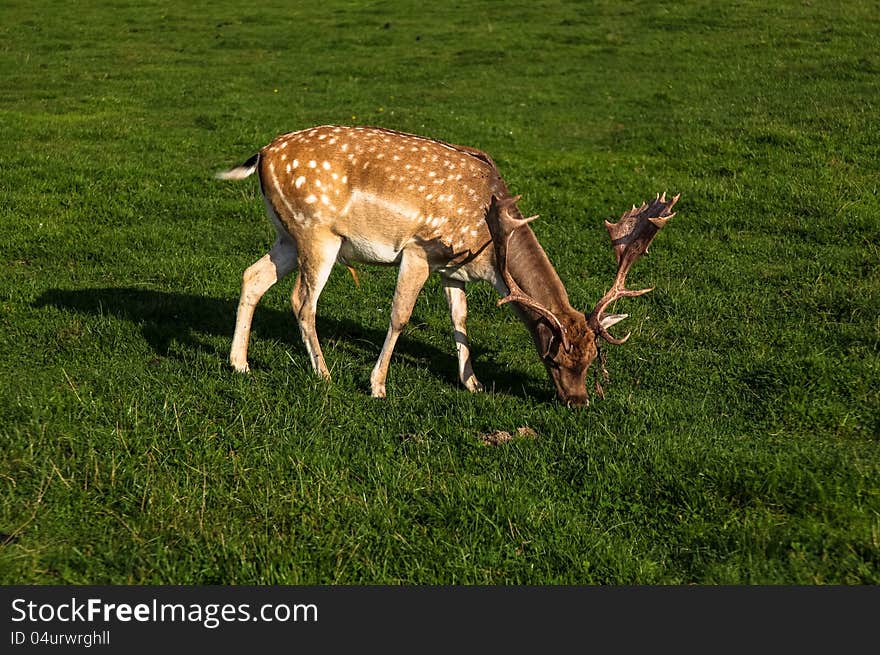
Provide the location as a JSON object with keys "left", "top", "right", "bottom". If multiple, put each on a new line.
{"left": 565, "top": 395, "right": 590, "bottom": 409}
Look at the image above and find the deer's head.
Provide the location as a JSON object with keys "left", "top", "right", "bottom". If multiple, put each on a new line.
{"left": 485, "top": 193, "right": 678, "bottom": 407}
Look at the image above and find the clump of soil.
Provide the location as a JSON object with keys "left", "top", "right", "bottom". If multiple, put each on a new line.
{"left": 479, "top": 426, "right": 538, "bottom": 446}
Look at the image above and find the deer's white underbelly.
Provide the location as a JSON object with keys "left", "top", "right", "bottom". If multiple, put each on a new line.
{"left": 337, "top": 234, "right": 403, "bottom": 265}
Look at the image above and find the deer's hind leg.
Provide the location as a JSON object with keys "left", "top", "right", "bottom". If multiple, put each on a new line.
{"left": 230, "top": 236, "right": 298, "bottom": 373}
{"left": 291, "top": 230, "right": 343, "bottom": 379}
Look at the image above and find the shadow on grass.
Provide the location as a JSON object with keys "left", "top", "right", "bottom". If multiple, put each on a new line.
{"left": 33, "top": 287, "right": 550, "bottom": 401}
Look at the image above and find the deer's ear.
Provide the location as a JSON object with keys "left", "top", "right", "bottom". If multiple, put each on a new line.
{"left": 536, "top": 320, "right": 556, "bottom": 359}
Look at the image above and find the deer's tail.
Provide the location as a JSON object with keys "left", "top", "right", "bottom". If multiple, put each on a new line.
{"left": 215, "top": 153, "right": 260, "bottom": 180}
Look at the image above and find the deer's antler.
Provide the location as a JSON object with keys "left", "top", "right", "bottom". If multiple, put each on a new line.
{"left": 587, "top": 192, "right": 679, "bottom": 344}
{"left": 485, "top": 195, "right": 570, "bottom": 351}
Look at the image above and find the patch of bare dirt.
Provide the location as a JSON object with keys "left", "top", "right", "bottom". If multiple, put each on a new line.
{"left": 479, "top": 426, "right": 538, "bottom": 446}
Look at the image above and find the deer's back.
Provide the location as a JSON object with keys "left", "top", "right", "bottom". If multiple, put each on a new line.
{"left": 258, "top": 125, "right": 508, "bottom": 273}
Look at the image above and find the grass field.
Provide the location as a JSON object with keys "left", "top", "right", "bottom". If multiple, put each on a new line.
{"left": 1, "top": 0, "right": 878, "bottom": 584}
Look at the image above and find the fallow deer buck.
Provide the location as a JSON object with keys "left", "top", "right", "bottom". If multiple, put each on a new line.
{"left": 217, "top": 125, "right": 678, "bottom": 407}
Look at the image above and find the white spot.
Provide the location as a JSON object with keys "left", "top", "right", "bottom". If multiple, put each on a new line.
{"left": 286, "top": 163, "right": 291, "bottom": 173}
{"left": 295, "top": 176, "right": 306, "bottom": 188}
{"left": 281, "top": 153, "right": 287, "bottom": 161}
{"left": 341, "top": 176, "right": 348, "bottom": 184}
{"left": 341, "top": 143, "right": 349, "bottom": 152}
{"left": 318, "top": 134, "right": 327, "bottom": 140}
{"left": 292, "top": 159, "right": 299, "bottom": 168}
{"left": 329, "top": 138, "right": 337, "bottom": 145}
{"left": 322, "top": 161, "right": 331, "bottom": 170}
{"left": 321, "top": 195, "right": 330, "bottom": 205}
{"left": 426, "top": 194, "right": 433, "bottom": 200}
{"left": 308, "top": 160, "right": 317, "bottom": 168}
{"left": 315, "top": 179, "right": 323, "bottom": 188}
{"left": 331, "top": 172, "right": 339, "bottom": 180}
{"left": 305, "top": 194, "right": 318, "bottom": 203}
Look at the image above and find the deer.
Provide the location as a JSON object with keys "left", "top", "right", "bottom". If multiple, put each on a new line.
{"left": 216, "top": 125, "right": 678, "bottom": 407}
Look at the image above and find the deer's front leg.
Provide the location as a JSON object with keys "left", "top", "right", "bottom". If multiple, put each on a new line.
{"left": 370, "top": 250, "right": 431, "bottom": 398}
{"left": 442, "top": 278, "right": 483, "bottom": 392}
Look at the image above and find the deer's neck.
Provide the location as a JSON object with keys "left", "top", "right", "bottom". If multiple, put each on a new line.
{"left": 504, "top": 226, "right": 575, "bottom": 319}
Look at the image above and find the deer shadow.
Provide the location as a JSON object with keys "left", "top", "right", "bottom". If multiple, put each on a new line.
{"left": 32, "top": 287, "right": 550, "bottom": 401}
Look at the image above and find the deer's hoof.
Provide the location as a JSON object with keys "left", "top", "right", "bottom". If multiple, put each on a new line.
{"left": 465, "top": 377, "right": 484, "bottom": 393}
{"left": 371, "top": 384, "right": 387, "bottom": 399}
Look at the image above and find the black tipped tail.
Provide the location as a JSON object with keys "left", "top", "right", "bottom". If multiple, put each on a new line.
{"left": 215, "top": 153, "right": 260, "bottom": 180}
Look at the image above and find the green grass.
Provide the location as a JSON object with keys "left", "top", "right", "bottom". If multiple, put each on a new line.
{"left": 1, "top": 0, "right": 878, "bottom": 584}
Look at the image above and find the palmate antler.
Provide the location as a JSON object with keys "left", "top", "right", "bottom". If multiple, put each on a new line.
{"left": 587, "top": 192, "right": 679, "bottom": 344}
{"left": 485, "top": 195, "right": 571, "bottom": 351}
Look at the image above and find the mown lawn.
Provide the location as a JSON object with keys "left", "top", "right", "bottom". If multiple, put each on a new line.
{"left": 0, "top": 0, "right": 877, "bottom": 584}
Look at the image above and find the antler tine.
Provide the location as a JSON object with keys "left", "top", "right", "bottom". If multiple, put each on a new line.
{"left": 588, "top": 192, "right": 678, "bottom": 344}
{"left": 485, "top": 195, "right": 570, "bottom": 351}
